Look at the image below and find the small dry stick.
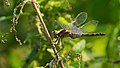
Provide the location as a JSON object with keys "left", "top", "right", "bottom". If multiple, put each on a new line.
{"left": 10, "top": 0, "right": 28, "bottom": 45}
{"left": 31, "top": 0, "right": 64, "bottom": 68}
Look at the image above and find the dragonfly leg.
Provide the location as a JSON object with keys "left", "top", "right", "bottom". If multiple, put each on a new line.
{"left": 57, "top": 37, "right": 61, "bottom": 45}
{"left": 57, "top": 38, "right": 64, "bottom": 53}
{"left": 55, "top": 37, "right": 59, "bottom": 42}
{"left": 61, "top": 38, "right": 64, "bottom": 50}
{"left": 53, "top": 37, "right": 62, "bottom": 53}
{"left": 54, "top": 37, "right": 63, "bottom": 51}
{"left": 54, "top": 37, "right": 60, "bottom": 45}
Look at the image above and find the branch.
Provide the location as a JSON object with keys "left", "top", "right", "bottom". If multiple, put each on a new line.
{"left": 31, "top": 0, "right": 64, "bottom": 68}
{"left": 10, "top": 0, "right": 28, "bottom": 45}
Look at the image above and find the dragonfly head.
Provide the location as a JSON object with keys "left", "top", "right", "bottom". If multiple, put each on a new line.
{"left": 52, "top": 30, "right": 59, "bottom": 38}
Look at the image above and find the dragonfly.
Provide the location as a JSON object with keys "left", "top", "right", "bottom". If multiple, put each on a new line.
{"left": 52, "top": 12, "right": 105, "bottom": 50}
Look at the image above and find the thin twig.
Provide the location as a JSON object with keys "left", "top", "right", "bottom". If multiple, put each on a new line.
{"left": 31, "top": 0, "right": 64, "bottom": 68}
{"left": 10, "top": 0, "right": 28, "bottom": 45}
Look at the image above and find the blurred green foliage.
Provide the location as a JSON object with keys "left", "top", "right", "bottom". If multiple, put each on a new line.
{"left": 0, "top": 0, "right": 120, "bottom": 68}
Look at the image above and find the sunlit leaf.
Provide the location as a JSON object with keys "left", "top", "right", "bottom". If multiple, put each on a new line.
{"left": 72, "top": 39, "right": 86, "bottom": 53}
{"left": 82, "top": 51, "right": 94, "bottom": 62}
{"left": 57, "top": 17, "right": 69, "bottom": 28}
{"left": 58, "top": 17, "right": 69, "bottom": 25}
{"left": 47, "top": 48, "right": 55, "bottom": 57}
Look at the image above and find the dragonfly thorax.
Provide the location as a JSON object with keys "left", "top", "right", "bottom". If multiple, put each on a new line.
{"left": 52, "top": 29, "right": 72, "bottom": 38}
{"left": 52, "top": 30, "right": 59, "bottom": 38}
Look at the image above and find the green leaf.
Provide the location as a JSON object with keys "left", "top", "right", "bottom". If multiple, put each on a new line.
{"left": 47, "top": 48, "right": 55, "bottom": 57}
{"left": 72, "top": 39, "right": 86, "bottom": 53}
{"left": 58, "top": 17, "right": 69, "bottom": 25}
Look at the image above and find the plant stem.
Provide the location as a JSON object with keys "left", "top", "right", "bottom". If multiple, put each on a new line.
{"left": 31, "top": 0, "right": 64, "bottom": 68}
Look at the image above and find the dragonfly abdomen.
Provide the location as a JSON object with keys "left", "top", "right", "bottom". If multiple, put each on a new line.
{"left": 81, "top": 33, "right": 105, "bottom": 36}
{"left": 70, "top": 33, "right": 105, "bottom": 38}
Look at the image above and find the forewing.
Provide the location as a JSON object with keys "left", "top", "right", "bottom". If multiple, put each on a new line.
{"left": 73, "top": 12, "right": 87, "bottom": 27}
{"left": 69, "top": 25, "right": 83, "bottom": 34}
{"left": 80, "top": 20, "right": 98, "bottom": 32}
{"left": 56, "top": 17, "right": 70, "bottom": 28}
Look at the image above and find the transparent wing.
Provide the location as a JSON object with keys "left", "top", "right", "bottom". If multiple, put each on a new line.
{"left": 80, "top": 20, "right": 98, "bottom": 33}
{"left": 73, "top": 12, "right": 87, "bottom": 27}
{"left": 55, "top": 20, "right": 67, "bottom": 28}
{"left": 56, "top": 17, "right": 70, "bottom": 29}
{"left": 68, "top": 25, "right": 83, "bottom": 34}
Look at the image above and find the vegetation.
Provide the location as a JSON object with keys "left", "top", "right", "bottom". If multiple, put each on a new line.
{"left": 0, "top": 0, "right": 120, "bottom": 68}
